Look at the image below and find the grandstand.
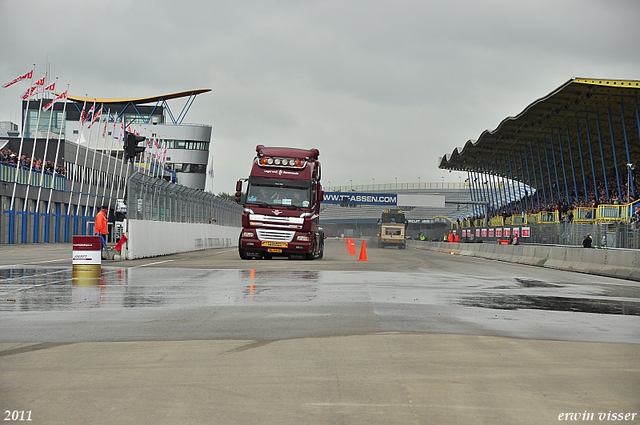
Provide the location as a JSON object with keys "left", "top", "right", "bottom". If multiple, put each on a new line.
{"left": 438, "top": 78, "right": 640, "bottom": 249}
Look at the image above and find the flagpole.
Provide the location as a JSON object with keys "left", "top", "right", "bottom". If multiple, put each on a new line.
{"left": 47, "top": 84, "right": 69, "bottom": 215}
{"left": 112, "top": 120, "right": 127, "bottom": 207}
{"left": 159, "top": 136, "right": 167, "bottom": 179}
{"left": 154, "top": 136, "right": 161, "bottom": 178}
{"left": 105, "top": 111, "right": 119, "bottom": 210}
{"left": 35, "top": 76, "right": 58, "bottom": 214}
{"left": 23, "top": 70, "right": 48, "bottom": 213}
{"left": 108, "top": 118, "right": 124, "bottom": 209}
{"left": 84, "top": 103, "right": 102, "bottom": 215}
{"left": 95, "top": 108, "right": 111, "bottom": 211}
{"left": 76, "top": 100, "right": 96, "bottom": 217}
{"left": 100, "top": 109, "right": 115, "bottom": 208}
{"left": 10, "top": 63, "right": 36, "bottom": 211}
{"left": 66, "top": 95, "right": 87, "bottom": 216}
{"left": 147, "top": 131, "right": 153, "bottom": 177}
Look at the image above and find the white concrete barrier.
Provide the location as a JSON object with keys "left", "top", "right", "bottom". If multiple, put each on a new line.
{"left": 123, "top": 219, "right": 240, "bottom": 260}
{"left": 406, "top": 240, "right": 639, "bottom": 281}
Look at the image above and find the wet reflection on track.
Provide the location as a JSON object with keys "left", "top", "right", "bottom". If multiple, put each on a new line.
{"left": 1, "top": 266, "right": 638, "bottom": 316}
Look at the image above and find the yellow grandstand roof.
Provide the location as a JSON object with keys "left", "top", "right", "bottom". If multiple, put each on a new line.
{"left": 66, "top": 89, "right": 211, "bottom": 105}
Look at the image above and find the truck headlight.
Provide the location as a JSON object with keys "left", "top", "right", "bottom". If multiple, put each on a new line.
{"left": 296, "top": 235, "right": 310, "bottom": 241}
{"left": 242, "top": 231, "right": 255, "bottom": 238}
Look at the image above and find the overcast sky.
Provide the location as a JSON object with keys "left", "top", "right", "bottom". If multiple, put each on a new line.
{"left": 1, "top": 0, "right": 639, "bottom": 194}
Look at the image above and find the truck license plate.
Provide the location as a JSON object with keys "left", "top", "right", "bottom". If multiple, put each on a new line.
{"left": 267, "top": 248, "right": 282, "bottom": 253}
{"left": 261, "top": 241, "right": 288, "bottom": 248}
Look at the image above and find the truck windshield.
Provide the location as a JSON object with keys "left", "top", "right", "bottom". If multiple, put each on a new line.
{"left": 246, "top": 183, "right": 311, "bottom": 208}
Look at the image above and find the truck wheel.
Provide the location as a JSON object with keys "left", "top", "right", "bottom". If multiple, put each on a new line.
{"left": 317, "top": 240, "right": 324, "bottom": 259}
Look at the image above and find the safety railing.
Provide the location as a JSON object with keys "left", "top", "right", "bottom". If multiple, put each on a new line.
{"left": 512, "top": 215, "right": 527, "bottom": 225}
{"left": 597, "top": 204, "right": 627, "bottom": 222}
{"left": 573, "top": 207, "right": 597, "bottom": 223}
{"left": 489, "top": 216, "right": 504, "bottom": 227}
{"left": 538, "top": 210, "right": 559, "bottom": 223}
{"left": 0, "top": 162, "right": 66, "bottom": 190}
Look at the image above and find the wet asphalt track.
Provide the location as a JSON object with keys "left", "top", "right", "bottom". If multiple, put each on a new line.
{"left": 1, "top": 239, "right": 638, "bottom": 343}
{"left": 1, "top": 239, "right": 638, "bottom": 424}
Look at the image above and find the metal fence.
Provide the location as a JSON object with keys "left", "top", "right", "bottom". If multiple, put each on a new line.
{"left": 463, "top": 221, "right": 639, "bottom": 249}
{"left": 528, "top": 221, "right": 639, "bottom": 250}
{"left": 126, "top": 171, "right": 242, "bottom": 226}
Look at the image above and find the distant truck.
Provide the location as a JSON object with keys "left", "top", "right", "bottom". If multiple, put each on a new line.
{"left": 377, "top": 209, "right": 407, "bottom": 249}
{"left": 236, "top": 145, "right": 324, "bottom": 260}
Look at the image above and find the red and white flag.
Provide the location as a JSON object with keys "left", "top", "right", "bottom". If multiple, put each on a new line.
{"left": 111, "top": 118, "right": 118, "bottom": 142}
{"left": 102, "top": 112, "right": 110, "bottom": 138}
{"left": 2, "top": 70, "right": 33, "bottom": 89}
{"left": 21, "top": 86, "right": 38, "bottom": 100}
{"left": 79, "top": 99, "right": 87, "bottom": 124}
{"left": 44, "top": 82, "right": 56, "bottom": 92}
{"left": 43, "top": 90, "right": 68, "bottom": 111}
{"left": 88, "top": 107, "right": 102, "bottom": 128}
{"left": 118, "top": 121, "right": 125, "bottom": 143}
{"left": 33, "top": 76, "right": 45, "bottom": 86}
{"left": 83, "top": 102, "right": 95, "bottom": 125}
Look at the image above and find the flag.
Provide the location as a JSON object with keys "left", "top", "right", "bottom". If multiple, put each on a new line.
{"left": 88, "top": 107, "right": 102, "bottom": 128}
{"left": 118, "top": 121, "right": 125, "bottom": 143}
{"left": 83, "top": 102, "right": 95, "bottom": 125}
{"left": 21, "top": 86, "right": 38, "bottom": 100}
{"left": 102, "top": 110, "right": 110, "bottom": 138}
{"left": 33, "top": 76, "right": 46, "bottom": 86}
{"left": 79, "top": 99, "right": 87, "bottom": 124}
{"left": 43, "top": 90, "right": 68, "bottom": 111}
{"left": 2, "top": 70, "right": 33, "bottom": 88}
{"left": 111, "top": 118, "right": 118, "bottom": 142}
{"left": 114, "top": 234, "right": 127, "bottom": 252}
{"left": 44, "top": 82, "right": 55, "bottom": 92}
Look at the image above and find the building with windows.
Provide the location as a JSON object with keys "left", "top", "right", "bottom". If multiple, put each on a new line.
{"left": 22, "top": 89, "right": 213, "bottom": 190}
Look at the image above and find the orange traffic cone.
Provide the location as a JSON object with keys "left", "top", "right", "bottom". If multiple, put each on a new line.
{"left": 358, "top": 239, "right": 368, "bottom": 261}
{"left": 349, "top": 239, "right": 356, "bottom": 255}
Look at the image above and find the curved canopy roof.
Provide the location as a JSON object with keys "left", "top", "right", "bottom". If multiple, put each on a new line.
{"left": 439, "top": 78, "right": 640, "bottom": 199}
{"left": 66, "top": 88, "right": 211, "bottom": 105}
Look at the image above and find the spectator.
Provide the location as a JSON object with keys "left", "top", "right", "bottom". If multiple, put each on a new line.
{"left": 582, "top": 233, "right": 592, "bottom": 248}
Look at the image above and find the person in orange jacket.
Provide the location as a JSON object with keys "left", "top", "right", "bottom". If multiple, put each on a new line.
{"left": 447, "top": 232, "right": 454, "bottom": 243}
{"left": 454, "top": 233, "right": 459, "bottom": 243}
{"left": 95, "top": 205, "right": 109, "bottom": 245}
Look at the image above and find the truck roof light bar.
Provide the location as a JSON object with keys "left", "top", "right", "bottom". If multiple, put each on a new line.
{"left": 257, "top": 157, "right": 306, "bottom": 168}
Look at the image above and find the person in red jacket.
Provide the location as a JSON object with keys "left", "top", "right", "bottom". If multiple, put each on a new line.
{"left": 95, "top": 205, "right": 109, "bottom": 245}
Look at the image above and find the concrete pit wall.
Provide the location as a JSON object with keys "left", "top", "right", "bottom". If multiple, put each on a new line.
{"left": 407, "top": 240, "right": 640, "bottom": 281}
{"left": 124, "top": 219, "right": 240, "bottom": 260}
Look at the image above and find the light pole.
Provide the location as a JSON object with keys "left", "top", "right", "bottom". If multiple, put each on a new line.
{"left": 395, "top": 177, "right": 397, "bottom": 189}
{"left": 372, "top": 178, "right": 375, "bottom": 188}
{"left": 418, "top": 176, "right": 420, "bottom": 187}
{"left": 350, "top": 179, "right": 353, "bottom": 191}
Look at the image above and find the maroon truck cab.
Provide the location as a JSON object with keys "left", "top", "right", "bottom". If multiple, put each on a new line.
{"left": 236, "top": 145, "right": 324, "bottom": 260}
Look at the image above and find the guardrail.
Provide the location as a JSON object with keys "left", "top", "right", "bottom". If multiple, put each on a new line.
{"left": 0, "top": 162, "right": 65, "bottom": 190}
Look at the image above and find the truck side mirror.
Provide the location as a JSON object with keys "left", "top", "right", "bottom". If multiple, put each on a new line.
{"left": 235, "top": 180, "right": 243, "bottom": 203}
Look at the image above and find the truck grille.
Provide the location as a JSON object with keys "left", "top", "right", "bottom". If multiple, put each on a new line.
{"left": 256, "top": 229, "right": 295, "bottom": 242}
